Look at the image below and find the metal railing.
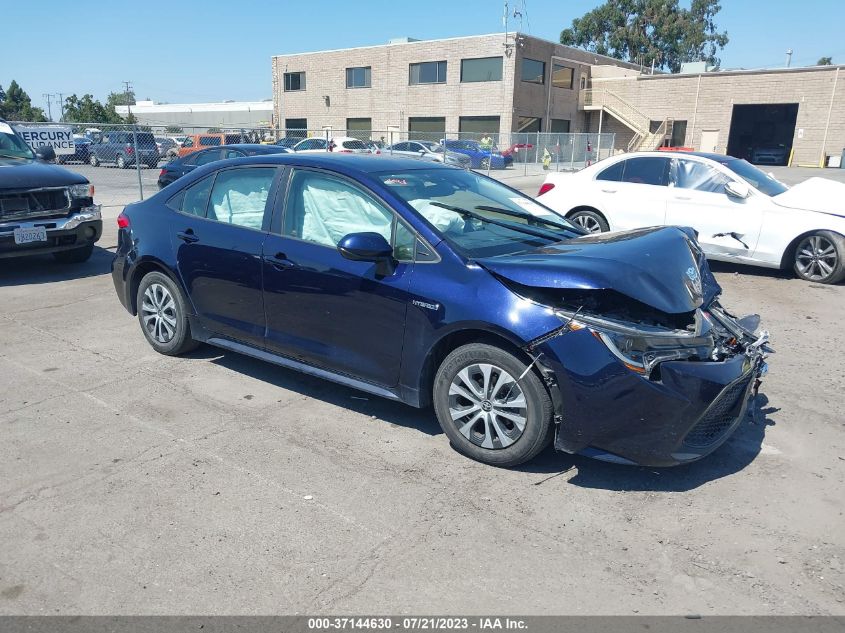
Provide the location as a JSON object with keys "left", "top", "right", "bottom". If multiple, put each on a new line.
{"left": 9, "top": 121, "right": 615, "bottom": 206}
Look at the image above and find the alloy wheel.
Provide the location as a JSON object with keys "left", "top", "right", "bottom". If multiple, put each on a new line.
{"left": 795, "top": 234, "right": 838, "bottom": 281}
{"left": 572, "top": 213, "right": 603, "bottom": 233}
{"left": 448, "top": 363, "right": 528, "bottom": 449}
{"left": 141, "top": 283, "right": 178, "bottom": 344}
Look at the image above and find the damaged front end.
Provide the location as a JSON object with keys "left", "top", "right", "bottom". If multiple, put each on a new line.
{"left": 523, "top": 294, "right": 770, "bottom": 466}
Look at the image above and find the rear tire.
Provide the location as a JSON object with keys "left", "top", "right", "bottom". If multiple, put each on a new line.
{"left": 117, "top": 154, "right": 127, "bottom": 169}
{"left": 433, "top": 343, "right": 553, "bottom": 467}
{"left": 793, "top": 230, "right": 845, "bottom": 284}
{"left": 479, "top": 157, "right": 491, "bottom": 170}
{"left": 567, "top": 208, "right": 609, "bottom": 233}
{"left": 52, "top": 244, "right": 93, "bottom": 264}
{"left": 89, "top": 154, "right": 100, "bottom": 167}
{"left": 136, "top": 271, "right": 200, "bottom": 356}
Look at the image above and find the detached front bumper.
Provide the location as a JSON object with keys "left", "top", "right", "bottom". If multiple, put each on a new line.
{"left": 537, "top": 326, "right": 767, "bottom": 467}
{"left": 0, "top": 206, "right": 102, "bottom": 258}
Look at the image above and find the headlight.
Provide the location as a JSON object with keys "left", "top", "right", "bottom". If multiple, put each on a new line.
{"left": 69, "top": 183, "right": 94, "bottom": 199}
{"left": 555, "top": 309, "right": 715, "bottom": 376}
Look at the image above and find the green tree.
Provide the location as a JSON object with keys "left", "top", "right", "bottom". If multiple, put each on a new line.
{"left": 61, "top": 94, "right": 124, "bottom": 124}
{"left": 817, "top": 56, "right": 833, "bottom": 65}
{"left": 559, "top": 0, "right": 728, "bottom": 73}
{"left": 0, "top": 80, "right": 48, "bottom": 121}
{"left": 207, "top": 127, "right": 222, "bottom": 133}
{"left": 165, "top": 125, "right": 183, "bottom": 134}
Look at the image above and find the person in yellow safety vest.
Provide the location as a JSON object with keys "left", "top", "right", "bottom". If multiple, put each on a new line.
{"left": 542, "top": 147, "right": 552, "bottom": 170}
{"left": 479, "top": 133, "right": 493, "bottom": 151}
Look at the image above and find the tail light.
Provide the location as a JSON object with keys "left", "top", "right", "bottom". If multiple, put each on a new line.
{"left": 117, "top": 212, "right": 130, "bottom": 229}
{"left": 159, "top": 169, "right": 167, "bottom": 179}
{"left": 125, "top": 145, "right": 134, "bottom": 154}
{"left": 538, "top": 182, "right": 555, "bottom": 196}
{"left": 374, "top": 149, "right": 381, "bottom": 155}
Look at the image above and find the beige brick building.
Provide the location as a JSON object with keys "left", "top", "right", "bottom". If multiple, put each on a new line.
{"left": 271, "top": 33, "right": 845, "bottom": 167}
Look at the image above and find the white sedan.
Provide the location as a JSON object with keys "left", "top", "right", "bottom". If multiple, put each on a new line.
{"left": 292, "top": 136, "right": 372, "bottom": 154}
{"left": 537, "top": 151, "right": 845, "bottom": 284}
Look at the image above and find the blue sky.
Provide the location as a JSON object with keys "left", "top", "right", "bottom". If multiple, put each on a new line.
{"left": 3, "top": 0, "right": 844, "bottom": 117}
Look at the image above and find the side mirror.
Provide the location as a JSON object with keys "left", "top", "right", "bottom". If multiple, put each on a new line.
{"left": 338, "top": 232, "right": 393, "bottom": 262}
{"left": 725, "top": 180, "right": 750, "bottom": 199}
{"left": 419, "top": 149, "right": 427, "bottom": 155}
{"left": 35, "top": 145, "right": 56, "bottom": 162}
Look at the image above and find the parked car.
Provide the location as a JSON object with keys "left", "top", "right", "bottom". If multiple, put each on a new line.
{"left": 111, "top": 153, "right": 769, "bottom": 468}
{"left": 537, "top": 151, "right": 845, "bottom": 284}
{"left": 178, "top": 133, "right": 226, "bottom": 157}
{"left": 155, "top": 136, "right": 179, "bottom": 160}
{"left": 274, "top": 137, "right": 303, "bottom": 149}
{"left": 751, "top": 145, "right": 788, "bottom": 166}
{"left": 292, "top": 136, "right": 372, "bottom": 154}
{"left": 386, "top": 140, "right": 471, "bottom": 167}
{"left": 501, "top": 142, "right": 535, "bottom": 163}
{"left": 89, "top": 131, "right": 160, "bottom": 168}
{"left": 365, "top": 139, "right": 385, "bottom": 154}
{"left": 0, "top": 119, "right": 101, "bottom": 263}
{"left": 157, "top": 144, "right": 292, "bottom": 188}
{"left": 441, "top": 139, "right": 509, "bottom": 169}
{"left": 56, "top": 136, "right": 92, "bottom": 164}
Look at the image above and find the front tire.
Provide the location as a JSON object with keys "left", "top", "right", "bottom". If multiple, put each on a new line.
{"left": 793, "top": 231, "right": 845, "bottom": 284}
{"left": 479, "top": 157, "right": 491, "bottom": 170}
{"left": 567, "top": 208, "right": 609, "bottom": 233}
{"left": 433, "top": 343, "right": 553, "bottom": 467}
{"left": 136, "top": 271, "right": 199, "bottom": 355}
{"left": 117, "top": 154, "right": 127, "bottom": 169}
{"left": 52, "top": 244, "right": 93, "bottom": 264}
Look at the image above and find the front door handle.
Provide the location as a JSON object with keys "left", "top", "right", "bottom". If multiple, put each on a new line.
{"left": 601, "top": 188, "right": 617, "bottom": 193}
{"left": 176, "top": 229, "right": 199, "bottom": 243}
{"left": 673, "top": 195, "right": 692, "bottom": 200}
{"left": 266, "top": 252, "right": 298, "bottom": 270}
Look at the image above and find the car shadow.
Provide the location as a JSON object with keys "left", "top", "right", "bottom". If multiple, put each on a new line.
{"left": 193, "top": 347, "right": 443, "bottom": 436}
{"left": 708, "top": 260, "right": 794, "bottom": 280}
{"left": 0, "top": 244, "right": 114, "bottom": 287}
{"left": 520, "top": 393, "right": 777, "bottom": 492}
{"left": 192, "top": 345, "right": 775, "bottom": 488}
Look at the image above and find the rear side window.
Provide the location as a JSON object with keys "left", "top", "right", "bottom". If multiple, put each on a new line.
{"left": 136, "top": 133, "right": 157, "bottom": 147}
{"left": 342, "top": 140, "right": 367, "bottom": 150}
{"left": 596, "top": 161, "right": 624, "bottom": 182}
{"left": 199, "top": 136, "right": 221, "bottom": 146}
{"left": 207, "top": 167, "right": 276, "bottom": 230}
{"left": 168, "top": 174, "right": 214, "bottom": 216}
{"left": 195, "top": 149, "right": 223, "bottom": 166}
{"left": 621, "top": 157, "right": 670, "bottom": 186}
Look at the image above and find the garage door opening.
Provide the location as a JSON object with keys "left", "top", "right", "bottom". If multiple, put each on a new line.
{"left": 727, "top": 103, "right": 798, "bottom": 166}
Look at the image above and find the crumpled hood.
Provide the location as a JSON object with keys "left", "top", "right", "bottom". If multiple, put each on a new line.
{"left": 0, "top": 156, "right": 87, "bottom": 189}
{"left": 772, "top": 177, "right": 845, "bottom": 217}
{"left": 476, "top": 226, "right": 721, "bottom": 314}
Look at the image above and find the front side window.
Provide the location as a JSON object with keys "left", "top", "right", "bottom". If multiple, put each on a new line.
{"left": 552, "top": 63, "right": 574, "bottom": 89}
{"left": 194, "top": 149, "right": 224, "bottom": 166}
{"left": 460, "top": 57, "right": 503, "bottom": 82}
{"left": 346, "top": 66, "right": 371, "bottom": 88}
{"left": 521, "top": 58, "right": 546, "bottom": 84}
{"left": 672, "top": 159, "right": 730, "bottom": 193}
{"left": 620, "top": 157, "right": 670, "bottom": 186}
{"left": 409, "top": 61, "right": 447, "bottom": 85}
{"left": 0, "top": 127, "right": 35, "bottom": 159}
{"left": 182, "top": 137, "right": 194, "bottom": 148}
{"left": 377, "top": 168, "right": 579, "bottom": 258}
{"left": 283, "top": 170, "right": 413, "bottom": 261}
{"left": 207, "top": 167, "right": 276, "bottom": 230}
{"left": 284, "top": 71, "right": 306, "bottom": 91}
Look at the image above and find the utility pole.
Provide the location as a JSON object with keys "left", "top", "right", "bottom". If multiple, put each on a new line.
{"left": 56, "top": 93, "right": 65, "bottom": 120}
{"left": 122, "top": 81, "right": 133, "bottom": 118}
{"left": 786, "top": 49, "right": 793, "bottom": 68}
{"left": 42, "top": 93, "right": 54, "bottom": 121}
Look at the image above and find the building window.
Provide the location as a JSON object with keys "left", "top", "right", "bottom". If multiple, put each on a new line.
{"left": 346, "top": 118, "right": 372, "bottom": 132}
{"left": 550, "top": 119, "right": 571, "bottom": 133}
{"left": 408, "top": 117, "right": 446, "bottom": 135}
{"left": 459, "top": 115, "right": 500, "bottom": 137}
{"left": 670, "top": 120, "right": 688, "bottom": 147}
{"left": 409, "top": 61, "right": 447, "bottom": 85}
{"left": 346, "top": 66, "right": 371, "bottom": 89}
{"left": 284, "top": 72, "right": 305, "bottom": 92}
{"left": 517, "top": 116, "right": 542, "bottom": 133}
{"left": 521, "top": 58, "right": 545, "bottom": 84}
{"left": 552, "top": 63, "right": 574, "bottom": 89}
{"left": 460, "top": 57, "right": 503, "bottom": 82}
{"left": 285, "top": 119, "right": 307, "bottom": 136}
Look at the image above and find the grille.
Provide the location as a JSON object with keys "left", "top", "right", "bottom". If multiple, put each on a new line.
{"left": 0, "top": 188, "right": 70, "bottom": 221}
{"left": 683, "top": 376, "right": 751, "bottom": 449}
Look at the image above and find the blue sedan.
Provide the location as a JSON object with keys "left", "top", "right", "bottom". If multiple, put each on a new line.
{"left": 112, "top": 154, "right": 768, "bottom": 467}
{"left": 442, "top": 139, "right": 511, "bottom": 169}
{"left": 157, "top": 144, "right": 291, "bottom": 188}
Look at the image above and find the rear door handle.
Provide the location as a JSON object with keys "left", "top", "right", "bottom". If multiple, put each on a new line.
{"left": 176, "top": 229, "right": 199, "bottom": 243}
{"left": 266, "top": 252, "right": 298, "bottom": 270}
{"left": 601, "top": 188, "right": 617, "bottom": 193}
{"left": 673, "top": 195, "right": 692, "bottom": 200}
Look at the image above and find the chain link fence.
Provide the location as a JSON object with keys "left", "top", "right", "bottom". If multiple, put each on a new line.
{"left": 10, "top": 121, "right": 615, "bottom": 210}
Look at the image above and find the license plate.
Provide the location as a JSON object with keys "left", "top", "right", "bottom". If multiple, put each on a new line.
{"left": 13, "top": 226, "right": 48, "bottom": 244}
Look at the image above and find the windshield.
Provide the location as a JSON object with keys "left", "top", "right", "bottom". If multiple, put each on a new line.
{"left": 0, "top": 124, "right": 35, "bottom": 159}
{"left": 720, "top": 158, "right": 789, "bottom": 196}
{"left": 376, "top": 168, "right": 581, "bottom": 258}
{"left": 418, "top": 141, "right": 443, "bottom": 153}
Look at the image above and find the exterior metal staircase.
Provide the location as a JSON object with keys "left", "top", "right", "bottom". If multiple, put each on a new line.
{"left": 581, "top": 89, "right": 672, "bottom": 152}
